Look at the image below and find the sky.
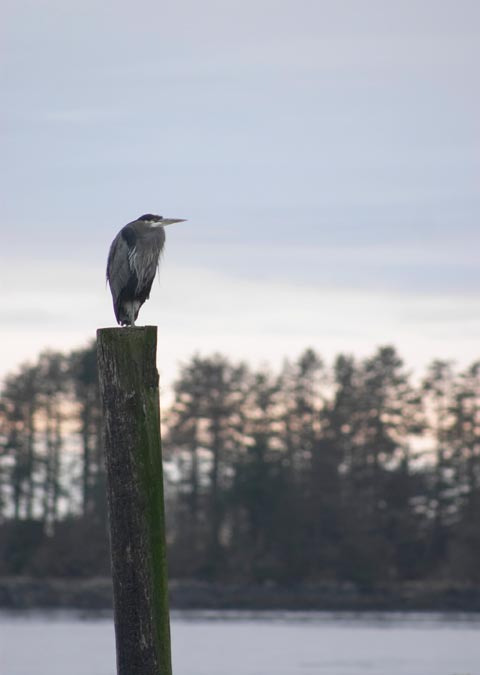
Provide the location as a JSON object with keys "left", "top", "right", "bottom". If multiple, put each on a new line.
{"left": 1, "top": 0, "right": 479, "bottom": 391}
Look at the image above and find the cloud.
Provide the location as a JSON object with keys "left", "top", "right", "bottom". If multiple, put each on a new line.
{"left": 1, "top": 0, "right": 478, "bottom": 387}
{"left": 1, "top": 255, "right": 479, "bottom": 389}
{"left": 36, "top": 109, "right": 131, "bottom": 125}
{"left": 0, "top": 309, "right": 63, "bottom": 326}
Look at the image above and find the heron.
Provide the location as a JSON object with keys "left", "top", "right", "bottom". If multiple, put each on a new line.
{"left": 106, "top": 213, "right": 185, "bottom": 326}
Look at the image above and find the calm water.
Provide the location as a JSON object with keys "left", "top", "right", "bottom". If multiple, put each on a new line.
{"left": 0, "top": 610, "right": 479, "bottom": 675}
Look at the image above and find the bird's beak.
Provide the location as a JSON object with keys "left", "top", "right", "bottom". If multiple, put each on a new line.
{"left": 161, "top": 218, "right": 186, "bottom": 226}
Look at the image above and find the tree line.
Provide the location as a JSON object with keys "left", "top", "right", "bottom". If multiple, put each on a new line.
{"left": 0, "top": 343, "right": 479, "bottom": 586}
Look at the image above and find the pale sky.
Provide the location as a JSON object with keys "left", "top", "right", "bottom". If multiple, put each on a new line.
{"left": 2, "top": 0, "right": 479, "bottom": 389}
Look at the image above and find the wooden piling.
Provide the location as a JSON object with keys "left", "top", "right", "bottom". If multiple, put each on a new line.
{"left": 96, "top": 326, "right": 172, "bottom": 675}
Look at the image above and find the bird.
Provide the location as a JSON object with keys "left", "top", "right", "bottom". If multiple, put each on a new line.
{"left": 106, "top": 213, "right": 185, "bottom": 326}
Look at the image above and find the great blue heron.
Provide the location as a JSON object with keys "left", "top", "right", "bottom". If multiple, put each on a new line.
{"left": 107, "top": 213, "right": 185, "bottom": 326}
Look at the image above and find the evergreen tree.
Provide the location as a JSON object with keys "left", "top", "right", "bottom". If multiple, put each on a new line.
{"left": 422, "top": 360, "right": 457, "bottom": 572}
{"left": 448, "top": 361, "right": 480, "bottom": 580}
{"left": 68, "top": 344, "right": 105, "bottom": 520}
{"left": 36, "top": 351, "right": 68, "bottom": 531}
{"left": 2, "top": 364, "right": 40, "bottom": 520}
{"left": 166, "top": 354, "right": 248, "bottom": 577}
{"left": 230, "top": 368, "right": 286, "bottom": 580}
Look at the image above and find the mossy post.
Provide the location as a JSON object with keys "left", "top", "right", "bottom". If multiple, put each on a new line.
{"left": 96, "top": 326, "right": 172, "bottom": 675}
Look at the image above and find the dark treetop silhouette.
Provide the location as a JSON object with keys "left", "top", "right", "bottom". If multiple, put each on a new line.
{"left": 1, "top": 345, "right": 480, "bottom": 591}
{"left": 106, "top": 214, "right": 185, "bottom": 326}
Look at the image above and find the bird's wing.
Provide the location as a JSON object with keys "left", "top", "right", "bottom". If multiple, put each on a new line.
{"left": 106, "top": 229, "right": 134, "bottom": 307}
{"left": 135, "top": 228, "right": 165, "bottom": 296}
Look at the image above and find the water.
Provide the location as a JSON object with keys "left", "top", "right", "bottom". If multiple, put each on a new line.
{"left": 0, "top": 610, "right": 478, "bottom": 675}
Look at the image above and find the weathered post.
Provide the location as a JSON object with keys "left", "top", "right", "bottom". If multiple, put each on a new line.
{"left": 96, "top": 326, "right": 172, "bottom": 675}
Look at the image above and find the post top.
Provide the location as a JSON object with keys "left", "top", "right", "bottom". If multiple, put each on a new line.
{"left": 97, "top": 325, "right": 157, "bottom": 335}
{"left": 96, "top": 326, "right": 158, "bottom": 352}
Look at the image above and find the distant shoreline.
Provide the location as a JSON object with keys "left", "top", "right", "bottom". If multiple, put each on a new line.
{"left": 1, "top": 577, "right": 480, "bottom": 612}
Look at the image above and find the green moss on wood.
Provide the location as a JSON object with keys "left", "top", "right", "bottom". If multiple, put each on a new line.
{"left": 97, "top": 326, "right": 172, "bottom": 675}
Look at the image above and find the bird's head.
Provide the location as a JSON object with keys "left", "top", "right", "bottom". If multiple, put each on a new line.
{"left": 138, "top": 214, "right": 186, "bottom": 227}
